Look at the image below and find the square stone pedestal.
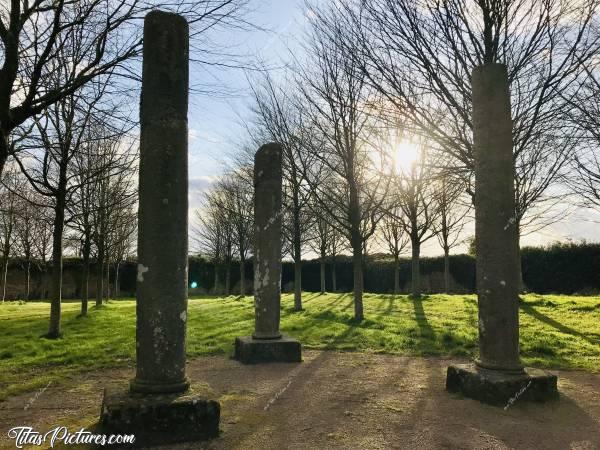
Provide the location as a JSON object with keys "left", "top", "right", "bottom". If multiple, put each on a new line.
{"left": 100, "top": 386, "right": 220, "bottom": 446}
{"left": 446, "top": 363, "right": 559, "bottom": 406}
{"left": 234, "top": 335, "right": 302, "bottom": 364}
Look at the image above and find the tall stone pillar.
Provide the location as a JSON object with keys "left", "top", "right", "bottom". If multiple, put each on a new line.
{"left": 472, "top": 63, "right": 521, "bottom": 372}
{"left": 234, "top": 143, "right": 301, "bottom": 364}
{"left": 446, "top": 63, "right": 558, "bottom": 406}
{"left": 131, "top": 8, "right": 190, "bottom": 396}
{"left": 100, "top": 11, "right": 219, "bottom": 444}
{"left": 253, "top": 143, "right": 284, "bottom": 339}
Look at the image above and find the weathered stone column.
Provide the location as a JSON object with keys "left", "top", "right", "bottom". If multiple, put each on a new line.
{"left": 446, "top": 63, "right": 558, "bottom": 406}
{"left": 253, "top": 143, "right": 283, "bottom": 339}
{"left": 131, "top": 9, "right": 190, "bottom": 395}
{"left": 234, "top": 143, "right": 301, "bottom": 363}
{"left": 100, "top": 11, "right": 219, "bottom": 443}
{"left": 472, "top": 63, "right": 522, "bottom": 372}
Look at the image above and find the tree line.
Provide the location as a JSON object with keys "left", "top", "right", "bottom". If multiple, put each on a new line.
{"left": 195, "top": 0, "right": 600, "bottom": 321}
{"left": 0, "top": 0, "right": 251, "bottom": 338}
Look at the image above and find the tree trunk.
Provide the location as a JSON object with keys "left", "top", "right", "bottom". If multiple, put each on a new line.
{"left": 1, "top": 253, "right": 8, "bottom": 302}
{"left": 0, "top": 136, "right": 8, "bottom": 180}
{"left": 444, "top": 247, "right": 450, "bottom": 294}
{"left": 25, "top": 259, "right": 31, "bottom": 301}
{"left": 411, "top": 238, "right": 421, "bottom": 298}
{"left": 105, "top": 261, "right": 110, "bottom": 301}
{"left": 95, "top": 245, "right": 104, "bottom": 306}
{"left": 48, "top": 199, "right": 65, "bottom": 339}
{"left": 115, "top": 261, "right": 121, "bottom": 298}
{"left": 81, "top": 237, "right": 90, "bottom": 316}
{"left": 239, "top": 258, "right": 245, "bottom": 297}
{"left": 225, "top": 261, "right": 231, "bottom": 295}
{"left": 1, "top": 222, "right": 11, "bottom": 302}
{"left": 394, "top": 255, "right": 400, "bottom": 294}
{"left": 352, "top": 242, "right": 364, "bottom": 321}
{"left": 213, "top": 262, "right": 220, "bottom": 294}
{"left": 294, "top": 258, "right": 302, "bottom": 309}
{"left": 320, "top": 255, "right": 326, "bottom": 294}
{"left": 331, "top": 256, "right": 337, "bottom": 292}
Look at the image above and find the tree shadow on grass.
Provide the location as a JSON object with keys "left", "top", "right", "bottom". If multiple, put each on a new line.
{"left": 411, "top": 295, "right": 435, "bottom": 341}
{"left": 520, "top": 300, "right": 599, "bottom": 346}
{"left": 375, "top": 295, "right": 397, "bottom": 320}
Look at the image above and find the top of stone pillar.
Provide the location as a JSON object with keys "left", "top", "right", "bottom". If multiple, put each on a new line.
{"left": 141, "top": 10, "right": 189, "bottom": 125}
{"left": 254, "top": 143, "right": 283, "bottom": 187}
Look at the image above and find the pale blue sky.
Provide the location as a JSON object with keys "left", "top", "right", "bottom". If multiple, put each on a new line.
{"left": 185, "top": 0, "right": 600, "bottom": 257}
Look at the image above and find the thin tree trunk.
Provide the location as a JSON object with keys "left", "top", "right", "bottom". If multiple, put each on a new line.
{"left": 1, "top": 254, "right": 8, "bottom": 302}
{"left": 411, "top": 238, "right": 421, "bottom": 298}
{"left": 394, "top": 255, "right": 400, "bottom": 294}
{"left": 331, "top": 256, "right": 337, "bottom": 292}
{"left": 225, "top": 261, "right": 231, "bottom": 295}
{"left": 352, "top": 242, "right": 364, "bottom": 321}
{"left": 239, "top": 258, "right": 245, "bottom": 297}
{"left": 444, "top": 247, "right": 450, "bottom": 294}
{"left": 25, "top": 259, "right": 31, "bottom": 301}
{"left": 213, "top": 262, "right": 220, "bottom": 295}
{"left": 105, "top": 261, "right": 110, "bottom": 301}
{"left": 95, "top": 245, "right": 104, "bottom": 306}
{"left": 320, "top": 254, "right": 326, "bottom": 294}
{"left": 115, "top": 261, "right": 121, "bottom": 298}
{"left": 81, "top": 238, "right": 90, "bottom": 316}
{"left": 294, "top": 258, "right": 302, "bottom": 309}
{"left": 48, "top": 199, "right": 65, "bottom": 339}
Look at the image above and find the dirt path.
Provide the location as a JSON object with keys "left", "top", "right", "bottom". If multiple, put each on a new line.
{"left": 1, "top": 351, "right": 599, "bottom": 449}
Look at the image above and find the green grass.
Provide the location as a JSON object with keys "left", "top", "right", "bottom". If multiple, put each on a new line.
{"left": 0, "top": 293, "right": 599, "bottom": 401}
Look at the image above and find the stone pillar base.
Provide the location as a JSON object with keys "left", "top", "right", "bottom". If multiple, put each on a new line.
{"left": 446, "top": 363, "right": 559, "bottom": 406}
{"left": 234, "top": 335, "right": 302, "bottom": 364}
{"left": 100, "top": 386, "right": 220, "bottom": 446}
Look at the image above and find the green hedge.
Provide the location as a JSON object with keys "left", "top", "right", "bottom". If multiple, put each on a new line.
{"left": 6, "top": 242, "right": 600, "bottom": 297}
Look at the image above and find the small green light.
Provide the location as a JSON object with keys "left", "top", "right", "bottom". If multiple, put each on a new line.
{"left": 191, "top": 281, "right": 198, "bottom": 289}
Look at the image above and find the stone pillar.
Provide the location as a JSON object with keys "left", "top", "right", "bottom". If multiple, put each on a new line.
{"left": 253, "top": 143, "right": 283, "bottom": 340}
{"left": 472, "top": 63, "right": 522, "bottom": 372}
{"left": 130, "top": 9, "right": 190, "bottom": 395}
{"left": 100, "top": 11, "right": 219, "bottom": 443}
{"left": 234, "top": 143, "right": 301, "bottom": 364}
{"left": 446, "top": 63, "right": 558, "bottom": 406}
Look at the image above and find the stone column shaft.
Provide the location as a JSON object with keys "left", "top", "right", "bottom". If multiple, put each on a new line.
{"left": 253, "top": 143, "right": 283, "bottom": 339}
{"left": 472, "top": 63, "right": 522, "bottom": 372}
{"left": 131, "top": 10, "right": 190, "bottom": 394}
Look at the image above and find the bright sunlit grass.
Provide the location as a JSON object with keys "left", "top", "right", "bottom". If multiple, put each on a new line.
{"left": 0, "top": 293, "right": 598, "bottom": 401}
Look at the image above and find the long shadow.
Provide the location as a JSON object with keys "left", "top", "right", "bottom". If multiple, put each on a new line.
{"left": 520, "top": 301, "right": 599, "bottom": 346}
{"left": 375, "top": 295, "right": 396, "bottom": 320}
{"left": 411, "top": 295, "right": 436, "bottom": 341}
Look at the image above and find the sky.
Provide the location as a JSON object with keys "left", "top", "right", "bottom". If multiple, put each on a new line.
{"left": 186, "top": 0, "right": 600, "bottom": 258}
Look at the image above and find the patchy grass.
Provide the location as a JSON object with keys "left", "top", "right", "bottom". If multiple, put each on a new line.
{"left": 0, "top": 293, "right": 598, "bottom": 401}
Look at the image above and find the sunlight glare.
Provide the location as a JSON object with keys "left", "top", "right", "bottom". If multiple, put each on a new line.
{"left": 394, "top": 140, "right": 420, "bottom": 173}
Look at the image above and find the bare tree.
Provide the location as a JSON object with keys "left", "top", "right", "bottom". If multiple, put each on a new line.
{"left": 219, "top": 170, "right": 253, "bottom": 296}
{"left": 393, "top": 143, "right": 440, "bottom": 297}
{"left": 0, "top": 0, "right": 252, "bottom": 178}
{"left": 432, "top": 175, "right": 470, "bottom": 293}
{"left": 248, "top": 73, "right": 313, "bottom": 310}
{"left": 13, "top": 182, "right": 48, "bottom": 300}
{"left": 296, "top": 17, "right": 388, "bottom": 321}
{"left": 379, "top": 208, "right": 410, "bottom": 295}
{"left": 564, "top": 56, "right": 600, "bottom": 209}
{"left": 316, "top": 0, "right": 599, "bottom": 273}
{"left": 193, "top": 189, "right": 227, "bottom": 294}
{"left": 14, "top": 68, "right": 113, "bottom": 337}
{"left": 0, "top": 168, "right": 19, "bottom": 301}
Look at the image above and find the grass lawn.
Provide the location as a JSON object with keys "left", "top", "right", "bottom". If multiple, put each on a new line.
{"left": 0, "top": 293, "right": 599, "bottom": 401}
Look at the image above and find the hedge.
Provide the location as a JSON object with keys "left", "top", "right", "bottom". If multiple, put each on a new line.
{"left": 3, "top": 241, "right": 600, "bottom": 298}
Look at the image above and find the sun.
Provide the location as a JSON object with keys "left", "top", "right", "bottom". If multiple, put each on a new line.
{"left": 394, "top": 140, "right": 420, "bottom": 173}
